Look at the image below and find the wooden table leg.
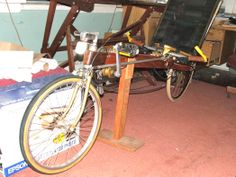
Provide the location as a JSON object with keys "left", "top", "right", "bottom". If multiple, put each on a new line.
{"left": 98, "top": 58, "right": 144, "bottom": 151}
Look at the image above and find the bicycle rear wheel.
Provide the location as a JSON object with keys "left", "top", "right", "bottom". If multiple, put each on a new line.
{"left": 20, "top": 75, "right": 102, "bottom": 174}
{"left": 166, "top": 63, "right": 195, "bottom": 102}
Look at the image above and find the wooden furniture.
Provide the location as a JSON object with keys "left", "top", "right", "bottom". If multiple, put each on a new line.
{"left": 201, "top": 40, "right": 221, "bottom": 66}
{"left": 41, "top": 0, "right": 165, "bottom": 72}
{"left": 201, "top": 21, "right": 236, "bottom": 66}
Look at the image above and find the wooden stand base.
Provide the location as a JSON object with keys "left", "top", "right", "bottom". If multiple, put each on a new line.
{"left": 97, "top": 58, "right": 145, "bottom": 151}
{"left": 98, "top": 129, "right": 144, "bottom": 152}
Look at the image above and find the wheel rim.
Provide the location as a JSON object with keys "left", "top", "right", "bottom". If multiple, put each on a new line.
{"left": 166, "top": 63, "right": 195, "bottom": 101}
{"left": 22, "top": 78, "right": 101, "bottom": 173}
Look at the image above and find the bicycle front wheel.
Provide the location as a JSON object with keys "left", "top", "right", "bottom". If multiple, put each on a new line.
{"left": 20, "top": 75, "right": 102, "bottom": 174}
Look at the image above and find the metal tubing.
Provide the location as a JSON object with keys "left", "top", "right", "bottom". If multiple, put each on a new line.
{"left": 94, "top": 57, "right": 166, "bottom": 69}
{"left": 94, "top": 56, "right": 193, "bottom": 72}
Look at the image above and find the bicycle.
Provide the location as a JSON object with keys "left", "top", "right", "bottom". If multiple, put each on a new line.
{"left": 19, "top": 31, "right": 199, "bottom": 174}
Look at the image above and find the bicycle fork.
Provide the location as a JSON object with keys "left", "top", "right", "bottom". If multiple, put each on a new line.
{"left": 69, "top": 66, "right": 94, "bottom": 132}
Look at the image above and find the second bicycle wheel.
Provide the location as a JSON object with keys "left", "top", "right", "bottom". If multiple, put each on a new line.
{"left": 166, "top": 62, "right": 195, "bottom": 102}
{"left": 20, "top": 75, "right": 102, "bottom": 174}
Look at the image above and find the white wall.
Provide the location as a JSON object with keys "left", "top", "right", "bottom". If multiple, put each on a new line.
{"left": 223, "top": 0, "right": 236, "bottom": 14}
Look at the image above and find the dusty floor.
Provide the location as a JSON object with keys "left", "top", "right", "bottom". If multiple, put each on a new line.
{"left": 10, "top": 80, "right": 236, "bottom": 177}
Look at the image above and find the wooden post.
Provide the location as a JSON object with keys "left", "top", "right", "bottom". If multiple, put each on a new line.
{"left": 113, "top": 58, "right": 135, "bottom": 139}
{"left": 41, "top": 0, "right": 57, "bottom": 53}
{"left": 98, "top": 58, "right": 144, "bottom": 151}
{"left": 66, "top": 26, "right": 75, "bottom": 72}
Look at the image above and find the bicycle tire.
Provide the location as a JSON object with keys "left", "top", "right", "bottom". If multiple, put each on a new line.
{"left": 20, "top": 75, "right": 102, "bottom": 174}
{"left": 166, "top": 63, "right": 195, "bottom": 102}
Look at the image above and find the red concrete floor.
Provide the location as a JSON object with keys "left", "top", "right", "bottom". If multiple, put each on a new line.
{"left": 10, "top": 80, "right": 236, "bottom": 177}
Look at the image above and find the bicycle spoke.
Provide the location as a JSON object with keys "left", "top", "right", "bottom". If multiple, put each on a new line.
{"left": 20, "top": 76, "right": 101, "bottom": 174}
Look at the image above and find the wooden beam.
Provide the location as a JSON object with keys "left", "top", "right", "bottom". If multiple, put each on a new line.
{"left": 66, "top": 26, "right": 75, "bottom": 72}
{"left": 98, "top": 58, "right": 144, "bottom": 151}
{"left": 113, "top": 58, "right": 135, "bottom": 139}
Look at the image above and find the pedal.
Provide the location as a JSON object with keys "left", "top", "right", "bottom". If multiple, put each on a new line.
{"left": 118, "top": 43, "right": 139, "bottom": 57}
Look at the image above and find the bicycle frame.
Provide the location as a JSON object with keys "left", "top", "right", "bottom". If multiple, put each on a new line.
{"left": 70, "top": 65, "right": 94, "bottom": 129}
{"left": 66, "top": 30, "right": 195, "bottom": 128}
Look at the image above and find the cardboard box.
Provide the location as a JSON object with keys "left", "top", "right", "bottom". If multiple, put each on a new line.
{"left": 0, "top": 42, "right": 48, "bottom": 82}
{"left": 0, "top": 41, "right": 45, "bottom": 62}
{"left": 0, "top": 68, "right": 68, "bottom": 177}
{"left": 0, "top": 41, "right": 63, "bottom": 176}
